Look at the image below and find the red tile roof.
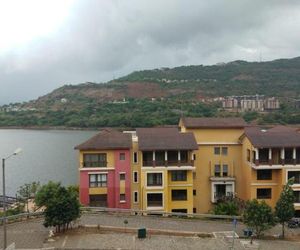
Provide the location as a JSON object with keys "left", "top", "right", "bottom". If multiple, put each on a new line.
{"left": 75, "top": 129, "right": 132, "bottom": 150}
{"left": 136, "top": 127, "right": 198, "bottom": 151}
{"left": 180, "top": 117, "right": 247, "bottom": 129}
{"left": 244, "top": 126, "right": 300, "bottom": 148}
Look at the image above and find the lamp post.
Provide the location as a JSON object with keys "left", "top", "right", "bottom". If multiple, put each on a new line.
{"left": 2, "top": 148, "right": 22, "bottom": 250}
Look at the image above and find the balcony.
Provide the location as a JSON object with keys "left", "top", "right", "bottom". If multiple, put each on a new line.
{"left": 211, "top": 183, "right": 235, "bottom": 203}
{"left": 142, "top": 150, "right": 194, "bottom": 167}
{"left": 214, "top": 192, "right": 234, "bottom": 202}
{"left": 83, "top": 161, "right": 107, "bottom": 168}
{"left": 250, "top": 147, "right": 300, "bottom": 169}
{"left": 143, "top": 160, "right": 194, "bottom": 167}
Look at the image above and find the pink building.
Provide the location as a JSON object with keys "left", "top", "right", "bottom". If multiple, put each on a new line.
{"left": 75, "top": 129, "right": 131, "bottom": 208}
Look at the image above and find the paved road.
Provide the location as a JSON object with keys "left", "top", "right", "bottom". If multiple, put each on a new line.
{"left": 0, "top": 213, "right": 300, "bottom": 249}
{"left": 46, "top": 232, "right": 300, "bottom": 250}
{"left": 80, "top": 212, "right": 246, "bottom": 234}
{"left": 0, "top": 218, "right": 48, "bottom": 249}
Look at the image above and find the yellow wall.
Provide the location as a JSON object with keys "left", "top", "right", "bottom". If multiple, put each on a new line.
{"left": 185, "top": 128, "right": 244, "bottom": 144}
{"left": 167, "top": 170, "right": 193, "bottom": 213}
{"left": 241, "top": 137, "right": 284, "bottom": 208}
{"left": 89, "top": 187, "right": 107, "bottom": 195}
{"left": 182, "top": 127, "right": 244, "bottom": 213}
{"left": 79, "top": 150, "right": 115, "bottom": 169}
{"left": 131, "top": 141, "right": 142, "bottom": 209}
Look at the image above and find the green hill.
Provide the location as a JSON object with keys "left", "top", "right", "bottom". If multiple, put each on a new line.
{"left": 0, "top": 57, "right": 299, "bottom": 128}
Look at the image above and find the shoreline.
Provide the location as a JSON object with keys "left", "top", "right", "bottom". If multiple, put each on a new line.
{"left": 0, "top": 126, "right": 135, "bottom": 131}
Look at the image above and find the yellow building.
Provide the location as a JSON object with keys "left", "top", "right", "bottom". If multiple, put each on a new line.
{"left": 240, "top": 126, "right": 300, "bottom": 216}
{"left": 75, "top": 118, "right": 300, "bottom": 216}
{"left": 131, "top": 127, "right": 198, "bottom": 214}
{"left": 179, "top": 117, "right": 246, "bottom": 213}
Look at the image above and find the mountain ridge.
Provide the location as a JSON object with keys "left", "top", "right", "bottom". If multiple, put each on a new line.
{"left": 1, "top": 56, "right": 300, "bottom": 128}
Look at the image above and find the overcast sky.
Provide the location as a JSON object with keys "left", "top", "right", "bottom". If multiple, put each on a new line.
{"left": 1, "top": 0, "right": 300, "bottom": 105}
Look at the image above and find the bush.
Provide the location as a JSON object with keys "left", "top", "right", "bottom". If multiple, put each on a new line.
{"left": 213, "top": 201, "right": 239, "bottom": 216}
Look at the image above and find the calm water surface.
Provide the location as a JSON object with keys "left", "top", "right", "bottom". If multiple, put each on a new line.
{"left": 0, "top": 129, "right": 97, "bottom": 196}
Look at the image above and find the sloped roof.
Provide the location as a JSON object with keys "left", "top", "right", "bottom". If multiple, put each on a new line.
{"left": 244, "top": 126, "right": 300, "bottom": 148}
{"left": 180, "top": 117, "right": 247, "bottom": 129}
{"left": 136, "top": 127, "right": 198, "bottom": 151}
{"left": 74, "top": 129, "right": 131, "bottom": 150}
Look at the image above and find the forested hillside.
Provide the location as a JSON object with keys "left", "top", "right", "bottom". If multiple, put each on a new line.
{"left": 1, "top": 57, "right": 300, "bottom": 128}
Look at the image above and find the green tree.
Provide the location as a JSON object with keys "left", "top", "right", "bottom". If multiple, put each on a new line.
{"left": 243, "top": 199, "right": 275, "bottom": 238}
{"left": 17, "top": 182, "right": 40, "bottom": 212}
{"left": 213, "top": 201, "right": 239, "bottom": 216}
{"left": 35, "top": 181, "right": 81, "bottom": 232}
{"left": 275, "top": 179, "right": 295, "bottom": 238}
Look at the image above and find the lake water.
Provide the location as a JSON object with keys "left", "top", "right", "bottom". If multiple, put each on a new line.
{"left": 0, "top": 129, "right": 97, "bottom": 196}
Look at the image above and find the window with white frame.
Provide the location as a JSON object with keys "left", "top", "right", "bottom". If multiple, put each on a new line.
{"left": 119, "top": 153, "right": 125, "bottom": 160}
{"left": 133, "top": 171, "right": 138, "bottom": 183}
{"left": 133, "top": 191, "right": 138, "bottom": 203}
{"left": 147, "top": 173, "right": 163, "bottom": 186}
{"left": 89, "top": 174, "right": 107, "bottom": 187}
{"left": 147, "top": 193, "right": 163, "bottom": 207}
{"left": 133, "top": 152, "right": 138, "bottom": 163}
{"left": 120, "top": 193, "right": 126, "bottom": 201}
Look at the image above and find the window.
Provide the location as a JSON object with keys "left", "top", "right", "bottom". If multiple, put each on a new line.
{"left": 257, "top": 188, "right": 272, "bottom": 199}
{"left": 214, "top": 164, "right": 221, "bottom": 177}
{"left": 257, "top": 170, "right": 272, "bottom": 180}
{"left": 252, "top": 151, "right": 256, "bottom": 163}
{"left": 192, "top": 154, "right": 196, "bottom": 161}
{"left": 222, "top": 164, "right": 228, "bottom": 177}
{"left": 172, "top": 189, "right": 187, "bottom": 201}
{"left": 171, "top": 170, "right": 187, "bottom": 181}
{"left": 89, "top": 174, "right": 107, "bottom": 187}
{"left": 119, "top": 153, "right": 125, "bottom": 160}
{"left": 133, "top": 152, "right": 138, "bottom": 163}
{"left": 193, "top": 189, "right": 196, "bottom": 196}
{"left": 294, "top": 191, "right": 300, "bottom": 203}
{"left": 147, "top": 173, "right": 162, "bottom": 186}
{"left": 222, "top": 147, "right": 228, "bottom": 155}
{"left": 172, "top": 209, "right": 187, "bottom": 213}
{"left": 247, "top": 149, "right": 251, "bottom": 162}
{"left": 83, "top": 153, "right": 107, "bottom": 167}
{"left": 288, "top": 171, "right": 300, "bottom": 184}
{"left": 120, "top": 193, "right": 126, "bottom": 201}
{"left": 89, "top": 194, "right": 107, "bottom": 207}
{"left": 193, "top": 208, "right": 197, "bottom": 213}
{"left": 133, "top": 191, "right": 138, "bottom": 203}
{"left": 133, "top": 171, "right": 138, "bottom": 183}
{"left": 147, "top": 193, "right": 163, "bottom": 207}
{"left": 214, "top": 147, "right": 220, "bottom": 155}
{"left": 120, "top": 173, "right": 125, "bottom": 181}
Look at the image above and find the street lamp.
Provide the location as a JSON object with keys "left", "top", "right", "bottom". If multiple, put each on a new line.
{"left": 2, "top": 148, "right": 22, "bottom": 250}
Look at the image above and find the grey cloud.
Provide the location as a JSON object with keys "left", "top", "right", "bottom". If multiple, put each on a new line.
{"left": 1, "top": 0, "right": 300, "bottom": 104}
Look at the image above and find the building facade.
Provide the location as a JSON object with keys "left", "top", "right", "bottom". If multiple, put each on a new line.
{"left": 75, "top": 129, "right": 132, "bottom": 209}
{"left": 75, "top": 119, "right": 300, "bottom": 216}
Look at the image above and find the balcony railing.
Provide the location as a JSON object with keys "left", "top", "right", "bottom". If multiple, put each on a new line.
{"left": 214, "top": 192, "right": 234, "bottom": 201}
{"left": 143, "top": 160, "right": 193, "bottom": 167}
{"left": 254, "top": 159, "right": 300, "bottom": 166}
{"left": 83, "top": 161, "right": 107, "bottom": 168}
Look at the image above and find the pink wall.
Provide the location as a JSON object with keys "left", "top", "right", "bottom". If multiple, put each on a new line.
{"left": 114, "top": 150, "right": 131, "bottom": 209}
{"left": 79, "top": 149, "right": 131, "bottom": 208}
{"left": 107, "top": 171, "right": 115, "bottom": 207}
{"left": 79, "top": 171, "right": 90, "bottom": 206}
